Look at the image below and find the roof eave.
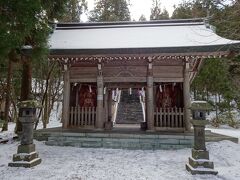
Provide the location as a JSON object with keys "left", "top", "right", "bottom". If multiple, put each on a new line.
{"left": 49, "top": 43, "right": 240, "bottom": 56}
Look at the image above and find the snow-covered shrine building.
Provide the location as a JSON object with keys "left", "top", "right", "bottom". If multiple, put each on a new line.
{"left": 48, "top": 18, "right": 240, "bottom": 132}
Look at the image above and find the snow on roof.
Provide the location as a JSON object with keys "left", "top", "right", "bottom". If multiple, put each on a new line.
{"left": 49, "top": 19, "right": 240, "bottom": 53}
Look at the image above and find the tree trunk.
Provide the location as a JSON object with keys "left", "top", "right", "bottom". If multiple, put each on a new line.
{"left": 34, "top": 62, "right": 55, "bottom": 130}
{"left": 206, "top": 89, "right": 209, "bottom": 101}
{"left": 2, "top": 57, "right": 13, "bottom": 131}
{"left": 215, "top": 94, "right": 218, "bottom": 120}
{"left": 42, "top": 90, "right": 49, "bottom": 128}
{"left": 20, "top": 57, "right": 32, "bottom": 100}
{"left": 15, "top": 56, "right": 32, "bottom": 133}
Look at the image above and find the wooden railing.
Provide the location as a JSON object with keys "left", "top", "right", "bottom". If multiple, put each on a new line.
{"left": 69, "top": 106, "right": 96, "bottom": 128}
{"left": 154, "top": 108, "right": 184, "bottom": 130}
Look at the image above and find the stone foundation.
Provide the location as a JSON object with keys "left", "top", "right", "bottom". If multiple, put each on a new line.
{"left": 9, "top": 144, "right": 41, "bottom": 168}
{"left": 186, "top": 149, "right": 218, "bottom": 175}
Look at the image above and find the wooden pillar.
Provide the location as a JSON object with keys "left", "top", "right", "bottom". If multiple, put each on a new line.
{"left": 147, "top": 59, "right": 154, "bottom": 131}
{"left": 96, "top": 62, "right": 104, "bottom": 129}
{"left": 183, "top": 60, "right": 191, "bottom": 131}
{"left": 62, "top": 69, "right": 70, "bottom": 128}
{"left": 104, "top": 87, "right": 108, "bottom": 123}
{"left": 108, "top": 89, "right": 112, "bottom": 122}
{"left": 76, "top": 85, "right": 79, "bottom": 106}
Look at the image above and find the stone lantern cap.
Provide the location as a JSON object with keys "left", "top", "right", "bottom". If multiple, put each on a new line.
{"left": 191, "top": 101, "right": 212, "bottom": 111}
{"left": 19, "top": 100, "right": 41, "bottom": 109}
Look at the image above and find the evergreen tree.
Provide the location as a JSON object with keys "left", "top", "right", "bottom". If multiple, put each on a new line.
{"left": 150, "top": 0, "right": 169, "bottom": 20}
{"left": 213, "top": 1, "right": 240, "bottom": 40}
{"left": 89, "top": 0, "right": 131, "bottom": 22}
{"left": 59, "top": 0, "right": 87, "bottom": 22}
{"left": 172, "top": 1, "right": 193, "bottom": 19}
{"left": 191, "top": 58, "right": 237, "bottom": 126}
{"left": 173, "top": 0, "right": 240, "bottom": 127}
{"left": 0, "top": 0, "right": 68, "bottom": 131}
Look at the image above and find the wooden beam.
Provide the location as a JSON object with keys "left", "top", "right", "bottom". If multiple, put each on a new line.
{"left": 96, "top": 63, "right": 104, "bottom": 129}
{"left": 106, "top": 83, "right": 146, "bottom": 89}
{"left": 153, "top": 77, "right": 184, "bottom": 82}
{"left": 108, "top": 90, "right": 112, "bottom": 122}
{"left": 183, "top": 60, "right": 191, "bottom": 131}
{"left": 104, "top": 88, "right": 108, "bottom": 125}
{"left": 70, "top": 78, "right": 97, "bottom": 83}
{"left": 104, "top": 77, "right": 146, "bottom": 82}
{"left": 62, "top": 70, "right": 70, "bottom": 128}
{"left": 146, "top": 61, "right": 154, "bottom": 131}
{"left": 48, "top": 50, "right": 229, "bottom": 63}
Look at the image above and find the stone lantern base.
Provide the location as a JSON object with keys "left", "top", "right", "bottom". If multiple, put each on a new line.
{"left": 8, "top": 144, "right": 41, "bottom": 168}
{"left": 186, "top": 149, "right": 218, "bottom": 175}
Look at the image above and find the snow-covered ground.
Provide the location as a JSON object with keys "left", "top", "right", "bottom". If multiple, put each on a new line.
{"left": 1, "top": 122, "right": 240, "bottom": 180}
{"left": 0, "top": 140, "right": 240, "bottom": 180}
{"left": 1, "top": 104, "right": 240, "bottom": 179}
{"left": 207, "top": 125, "right": 240, "bottom": 142}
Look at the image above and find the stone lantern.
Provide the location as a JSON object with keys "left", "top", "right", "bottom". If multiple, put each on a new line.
{"left": 9, "top": 100, "right": 42, "bottom": 168}
{"left": 186, "top": 101, "right": 218, "bottom": 175}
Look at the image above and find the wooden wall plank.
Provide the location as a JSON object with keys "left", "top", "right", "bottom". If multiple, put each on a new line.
{"left": 153, "top": 66, "right": 183, "bottom": 78}
{"left": 70, "top": 67, "right": 97, "bottom": 79}
{"left": 103, "top": 66, "right": 147, "bottom": 77}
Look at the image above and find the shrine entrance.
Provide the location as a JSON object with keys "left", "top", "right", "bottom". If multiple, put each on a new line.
{"left": 68, "top": 80, "right": 185, "bottom": 131}
{"left": 114, "top": 89, "right": 144, "bottom": 125}
{"left": 106, "top": 84, "right": 146, "bottom": 132}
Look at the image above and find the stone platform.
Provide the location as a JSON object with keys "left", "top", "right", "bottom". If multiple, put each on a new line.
{"left": 34, "top": 127, "right": 238, "bottom": 150}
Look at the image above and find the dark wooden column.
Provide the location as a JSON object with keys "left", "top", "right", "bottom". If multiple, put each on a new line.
{"left": 147, "top": 59, "right": 154, "bottom": 131}
{"left": 96, "top": 62, "right": 104, "bottom": 129}
{"left": 62, "top": 66, "right": 70, "bottom": 128}
{"left": 104, "top": 87, "right": 108, "bottom": 123}
{"left": 108, "top": 89, "right": 112, "bottom": 122}
{"left": 183, "top": 59, "right": 191, "bottom": 131}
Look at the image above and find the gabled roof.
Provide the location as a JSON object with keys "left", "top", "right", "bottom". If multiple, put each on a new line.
{"left": 49, "top": 18, "right": 240, "bottom": 56}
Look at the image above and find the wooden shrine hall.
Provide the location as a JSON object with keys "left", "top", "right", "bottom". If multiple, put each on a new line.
{"left": 48, "top": 18, "right": 240, "bottom": 132}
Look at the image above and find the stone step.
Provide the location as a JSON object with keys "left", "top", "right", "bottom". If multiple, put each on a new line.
{"left": 116, "top": 89, "right": 144, "bottom": 124}
{"left": 34, "top": 128, "right": 239, "bottom": 151}
{"left": 44, "top": 133, "right": 193, "bottom": 150}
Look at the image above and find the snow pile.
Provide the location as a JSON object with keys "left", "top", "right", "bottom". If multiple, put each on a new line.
{"left": 0, "top": 140, "right": 240, "bottom": 180}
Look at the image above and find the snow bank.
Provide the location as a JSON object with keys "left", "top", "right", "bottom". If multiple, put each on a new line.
{"left": 0, "top": 140, "right": 240, "bottom": 180}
